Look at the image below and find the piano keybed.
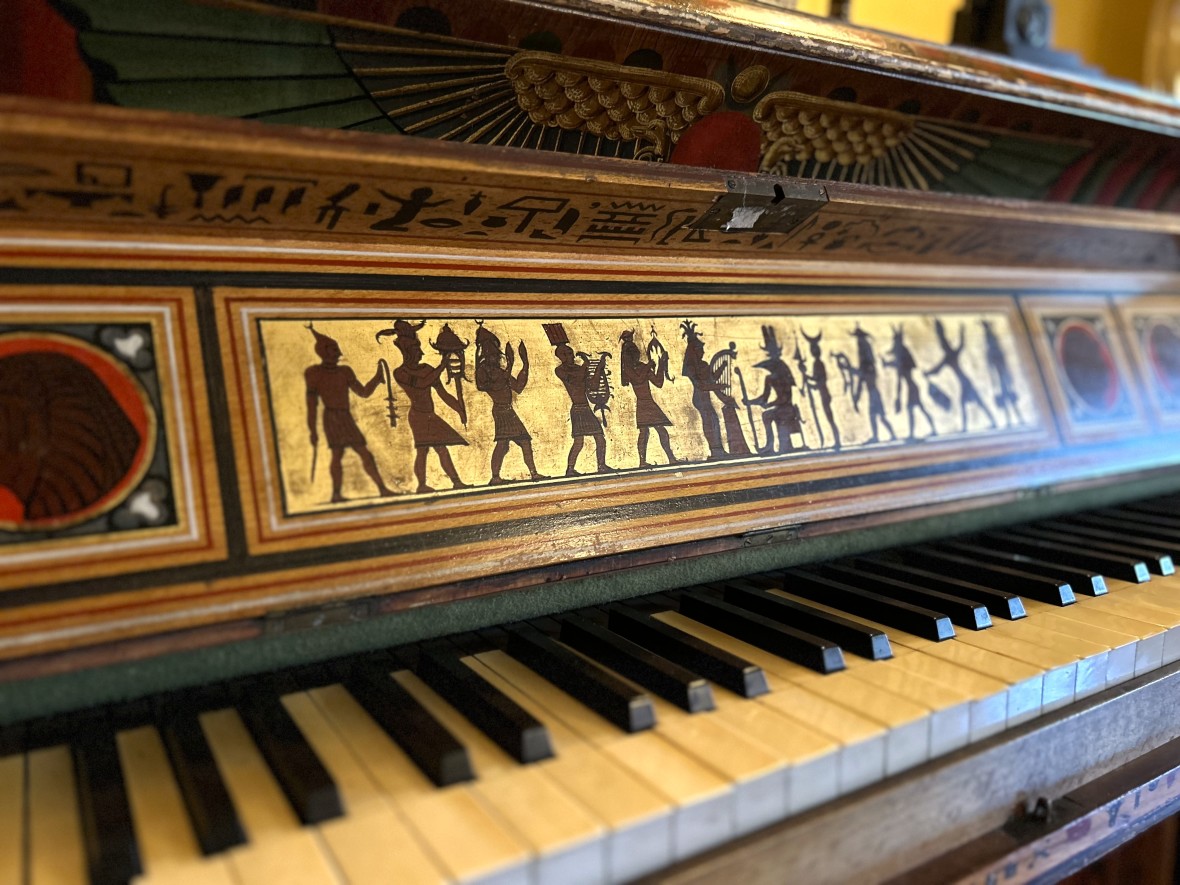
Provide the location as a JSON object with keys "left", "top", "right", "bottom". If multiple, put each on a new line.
{"left": 9, "top": 495, "right": 1180, "bottom": 885}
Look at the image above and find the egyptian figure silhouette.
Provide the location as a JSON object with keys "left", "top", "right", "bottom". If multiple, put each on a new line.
{"left": 384, "top": 319, "right": 469, "bottom": 494}
{"left": 926, "top": 319, "right": 997, "bottom": 432}
{"left": 620, "top": 329, "right": 677, "bottom": 468}
{"left": 802, "top": 329, "right": 841, "bottom": 450}
{"left": 744, "top": 326, "right": 800, "bottom": 455}
{"left": 852, "top": 325, "right": 896, "bottom": 444}
{"left": 884, "top": 324, "right": 937, "bottom": 441}
{"left": 544, "top": 323, "right": 610, "bottom": 476}
{"left": 982, "top": 320, "right": 1023, "bottom": 426}
{"left": 474, "top": 323, "right": 544, "bottom": 484}
{"left": 680, "top": 320, "right": 731, "bottom": 460}
{"left": 304, "top": 324, "right": 394, "bottom": 503}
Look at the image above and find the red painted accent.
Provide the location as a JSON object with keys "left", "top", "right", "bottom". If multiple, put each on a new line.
{"left": 1136, "top": 152, "right": 1180, "bottom": 210}
{"left": 1046, "top": 151, "right": 1102, "bottom": 203}
{"left": 0, "top": 334, "right": 153, "bottom": 529}
{"left": 1095, "top": 148, "right": 1155, "bottom": 206}
{"left": 0, "top": 487, "right": 24, "bottom": 523}
{"left": 1055, "top": 320, "right": 1119, "bottom": 412}
{"left": 669, "top": 111, "right": 762, "bottom": 172}
{"left": 1, "top": 0, "right": 91, "bottom": 101}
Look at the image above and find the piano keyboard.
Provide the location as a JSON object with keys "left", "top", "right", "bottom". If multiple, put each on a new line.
{"left": 7, "top": 496, "right": 1180, "bottom": 885}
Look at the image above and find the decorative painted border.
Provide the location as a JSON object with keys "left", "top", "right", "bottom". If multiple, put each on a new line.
{"left": 0, "top": 287, "right": 225, "bottom": 592}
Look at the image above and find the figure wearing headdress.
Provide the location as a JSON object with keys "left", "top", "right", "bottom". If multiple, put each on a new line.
{"left": 981, "top": 320, "right": 1023, "bottom": 426}
{"left": 680, "top": 320, "right": 727, "bottom": 460}
{"left": 744, "top": 326, "right": 800, "bottom": 455}
{"left": 304, "top": 324, "right": 394, "bottom": 502}
{"left": 801, "top": 329, "right": 841, "bottom": 450}
{"left": 474, "top": 322, "right": 543, "bottom": 484}
{"left": 884, "top": 324, "right": 937, "bottom": 441}
{"left": 926, "top": 319, "right": 997, "bottom": 433}
{"left": 620, "top": 327, "right": 677, "bottom": 468}
{"left": 380, "top": 319, "right": 469, "bottom": 494}
{"left": 852, "top": 324, "right": 896, "bottom": 444}
{"left": 544, "top": 323, "right": 610, "bottom": 476}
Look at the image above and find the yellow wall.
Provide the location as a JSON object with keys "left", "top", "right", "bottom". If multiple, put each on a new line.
{"left": 792, "top": 0, "right": 1156, "bottom": 84}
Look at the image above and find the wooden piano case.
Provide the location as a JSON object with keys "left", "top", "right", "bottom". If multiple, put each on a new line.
{"left": 6, "top": 0, "right": 1180, "bottom": 881}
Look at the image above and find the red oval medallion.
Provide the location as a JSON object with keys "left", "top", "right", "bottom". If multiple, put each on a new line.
{"left": 0, "top": 333, "right": 155, "bottom": 531}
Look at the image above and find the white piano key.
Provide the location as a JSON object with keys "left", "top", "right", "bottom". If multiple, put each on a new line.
{"left": 1036, "top": 601, "right": 1166, "bottom": 677}
{"left": 392, "top": 669, "right": 608, "bottom": 885}
{"left": 307, "top": 683, "right": 532, "bottom": 885}
{"left": 923, "top": 641, "right": 1044, "bottom": 727}
{"left": 464, "top": 652, "right": 676, "bottom": 881}
{"left": 27, "top": 745, "right": 87, "bottom": 885}
{"left": 115, "top": 726, "right": 237, "bottom": 885}
{"left": 653, "top": 611, "right": 887, "bottom": 793}
{"left": 471, "top": 648, "right": 736, "bottom": 861}
{"left": 280, "top": 692, "right": 450, "bottom": 885}
{"left": 198, "top": 708, "right": 344, "bottom": 885}
{"left": 0, "top": 754, "right": 24, "bottom": 885}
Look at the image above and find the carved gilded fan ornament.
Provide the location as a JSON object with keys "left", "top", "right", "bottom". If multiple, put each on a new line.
{"left": 505, "top": 52, "right": 724, "bottom": 160}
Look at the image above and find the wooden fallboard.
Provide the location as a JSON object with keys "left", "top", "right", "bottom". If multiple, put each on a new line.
{"left": 3, "top": 100, "right": 1180, "bottom": 671}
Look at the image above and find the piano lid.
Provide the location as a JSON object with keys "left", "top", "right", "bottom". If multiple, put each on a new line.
{"left": 5, "top": 0, "right": 1180, "bottom": 208}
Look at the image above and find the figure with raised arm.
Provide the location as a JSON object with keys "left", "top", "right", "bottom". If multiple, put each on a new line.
{"left": 474, "top": 322, "right": 544, "bottom": 484}
{"left": 926, "top": 319, "right": 997, "bottom": 433}
{"left": 304, "top": 324, "right": 395, "bottom": 502}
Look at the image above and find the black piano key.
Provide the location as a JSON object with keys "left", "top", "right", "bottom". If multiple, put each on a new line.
{"left": 1097, "top": 506, "right": 1180, "bottom": 532}
{"left": 1009, "top": 525, "right": 1174, "bottom": 576}
{"left": 852, "top": 556, "right": 1026, "bottom": 619}
{"left": 818, "top": 564, "right": 993, "bottom": 630}
{"left": 1039, "top": 518, "right": 1180, "bottom": 561}
{"left": 415, "top": 644, "right": 555, "bottom": 763}
{"left": 0, "top": 721, "right": 24, "bottom": 758}
{"left": 718, "top": 578, "right": 893, "bottom": 658}
{"left": 899, "top": 546, "right": 1076, "bottom": 605}
{"left": 343, "top": 664, "right": 475, "bottom": 787}
{"left": 931, "top": 540, "right": 1106, "bottom": 596}
{"left": 676, "top": 590, "right": 847, "bottom": 673}
{"left": 1063, "top": 511, "right": 1180, "bottom": 549}
{"left": 558, "top": 615, "right": 715, "bottom": 713}
{"left": 1111, "top": 499, "right": 1180, "bottom": 518}
{"left": 604, "top": 603, "right": 770, "bottom": 698}
{"left": 158, "top": 712, "right": 247, "bottom": 856}
{"left": 234, "top": 684, "right": 343, "bottom": 825}
{"left": 506, "top": 624, "right": 657, "bottom": 733}
{"left": 982, "top": 530, "right": 1150, "bottom": 583}
{"left": 72, "top": 730, "right": 142, "bottom": 885}
{"left": 777, "top": 569, "right": 956, "bottom": 641}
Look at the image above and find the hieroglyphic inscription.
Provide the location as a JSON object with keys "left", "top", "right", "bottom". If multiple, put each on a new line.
{"left": 0, "top": 149, "right": 1174, "bottom": 269}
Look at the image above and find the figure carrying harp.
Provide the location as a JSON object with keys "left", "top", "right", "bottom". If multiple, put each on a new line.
{"left": 545, "top": 323, "right": 611, "bottom": 476}
{"left": 681, "top": 320, "right": 750, "bottom": 460}
{"left": 380, "top": 319, "right": 470, "bottom": 494}
{"left": 303, "top": 324, "right": 394, "bottom": 503}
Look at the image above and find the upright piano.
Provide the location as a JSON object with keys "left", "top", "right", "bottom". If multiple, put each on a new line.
{"left": 6, "top": 1, "right": 1180, "bottom": 882}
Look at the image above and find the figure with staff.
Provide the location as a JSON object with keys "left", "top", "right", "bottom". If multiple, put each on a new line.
{"left": 378, "top": 319, "right": 470, "bottom": 494}
{"left": 303, "top": 324, "right": 394, "bottom": 503}
{"left": 619, "top": 327, "right": 678, "bottom": 468}
{"left": 544, "top": 323, "right": 612, "bottom": 476}
{"left": 744, "top": 325, "right": 801, "bottom": 455}
{"left": 474, "top": 322, "right": 544, "bottom": 484}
